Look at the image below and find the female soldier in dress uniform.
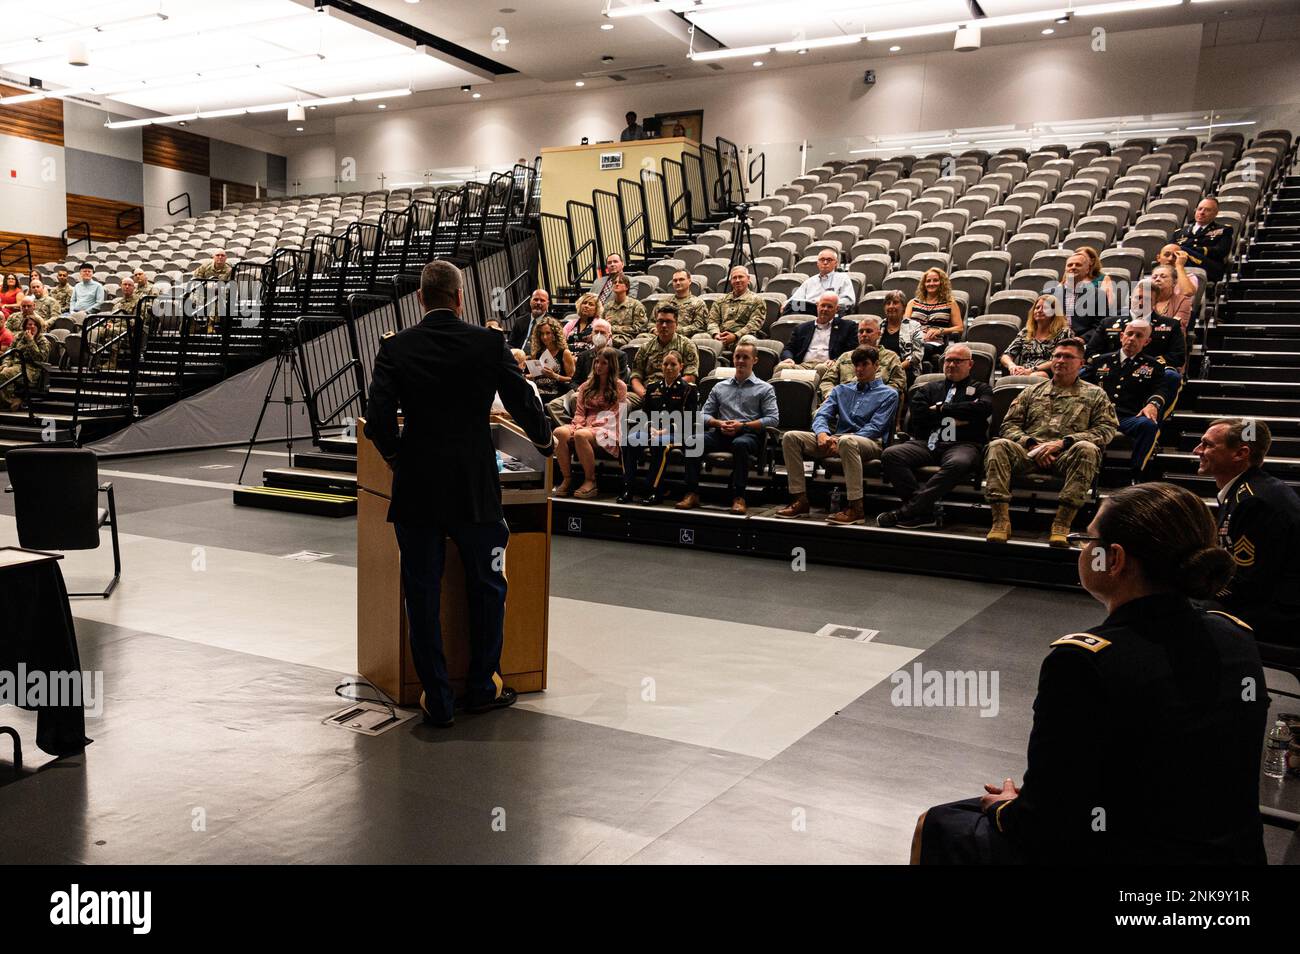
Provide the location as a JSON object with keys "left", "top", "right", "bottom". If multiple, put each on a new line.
{"left": 618, "top": 349, "right": 697, "bottom": 505}
{"left": 913, "top": 482, "right": 1269, "bottom": 864}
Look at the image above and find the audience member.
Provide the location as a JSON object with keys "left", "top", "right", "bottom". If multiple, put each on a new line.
{"left": 985, "top": 338, "right": 1117, "bottom": 546}
{"left": 620, "top": 111, "right": 646, "bottom": 142}
{"left": 1090, "top": 269, "right": 1188, "bottom": 369}
{"left": 588, "top": 253, "right": 634, "bottom": 305}
{"left": 1195, "top": 418, "right": 1300, "bottom": 647}
{"left": 678, "top": 341, "right": 777, "bottom": 514}
{"left": 668, "top": 269, "right": 710, "bottom": 338}
{"left": 552, "top": 347, "right": 627, "bottom": 499}
{"left": 1129, "top": 264, "right": 1193, "bottom": 332}
{"left": 488, "top": 288, "right": 549, "bottom": 351}
{"left": 563, "top": 293, "right": 602, "bottom": 355}
{"left": 69, "top": 264, "right": 104, "bottom": 315}
{"left": 192, "top": 250, "right": 232, "bottom": 281}
{"left": 620, "top": 349, "right": 697, "bottom": 505}
{"left": 914, "top": 482, "right": 1266, "bottom": 865}
{"left": 133, "top": 268, "right": 158, "bottom": 298}
{"left": 50, "top": 267, "right": 73, "bottom": 312}
{"left": 571, "top": 317, "right": 631, "bottom": 389}
{"left": 0, "top": 320, "right": 11, "bottom": 351}
{"left": 879, "top": 290, "right": 925, "bottom": 380}
{"left": 527, "top": 316, "right": 575, "bottom": 403}
{"left": 0, "top": 273, "right": 23, "bottom": 318}
{"left": 1000, "top": 294, "right": 1069, "bottom": 378}
{"left": 0, "top": 313, "right": 48, "bottom": 410}
{"left": 24, "top": 279, "right": 59, "bottom": 327}
{"left": 1173, "top": 197, "right": 1233, "bottom": 283}
{"left": 1049, "top": 247, "right": 1117, "bottom": 346}
{"left": 604, "top": 275, "right": 649, "bottom": 346}
{"left": 1081, "top": 319, "right": 1181, "bottom": 482}
{"left": 782, "top": 250, "right": 856, "bottom": 314}
{"left": 109, "top": 277, "right": 143, "bottom": 315}
{"left": 878, "top": 343, "right": 993, "bottom": 529}
{"left": 630, "top": 303, "right": 700, "bottom": 410}
{"left": 814, "top": 316, "right": 905, "bottom": 404}
{"left": 708, "top": 266, "right": 766, "bottom": 350}
{"left": 904, "top": 268, "right": 962, "bottom": 368}
{"left": 775, "top": 345, "right": 898, "bottom": 526}
{"left": 776, "top": 292, "right": 857, "bottom": 371}
{"left": 491, "top": 349, "right": 540, "bottom": 415}
{"left": 1156, "top": 244, "right": 1198, "bottom": 297}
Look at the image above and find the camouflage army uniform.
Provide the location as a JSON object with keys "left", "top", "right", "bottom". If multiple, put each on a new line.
{"left": 815, "top": 346, "right": 906, "bottom": 404}
{"left": 631, "top": 333, "right": 700, "bottom": 389}
{"left": 0, "top": 325, "right": 50, "bottom": 400}
{"left": 192, "top": 262, "right": 233, "bottom": 282}
{"left": 29, "top": 294, "right": 60, "bottom": 327}
{"left": 135, "top": 281, "right": 158, "bottom": 298}
{"left": 671, "top": 294, "right": 711, "bottom": 338}
{"left": 707, "top": 291, "right": 765, "bottom": 344}
{"left": 604, "top": 296, "right": 649, "bottom": 347}
{"left": 984, "top": 377, "right": 1117, "bottom": 508}
{"left": 50, "top": 281, "right": 73, "bottom": 312}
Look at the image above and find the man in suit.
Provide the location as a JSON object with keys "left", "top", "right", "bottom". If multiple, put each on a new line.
{"left": 1194, "top": 418, "right": 1300, "bottom": 647}
{"left": 587, "top": 252, "right": 638, "bottom": 305}
{"left": 775, "top": 293, "right": 858, "bottom": 372}
{"left": 1173, "top": 197, "right": 1233, "bottom": 283}
{"left": 365, "top": 260, "right": 554, "bottom": 726}
{"left": 486, "top": 287, "right": 549, "bottom": 352}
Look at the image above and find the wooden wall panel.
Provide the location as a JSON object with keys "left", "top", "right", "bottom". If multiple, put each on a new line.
{"left": 210, "top": 178, "right": 259, "bottom": 209}
{"left": 0, "top": 84, "right": 64, "bottom": 146}
{"left": 66, "top": 193, "right": 144, "bottom": 244}
{"left": 0, "top": 231, "right": 67, "bottom": 270}
{"left": 142, "top": 125, "right": 209, "bottom": 176}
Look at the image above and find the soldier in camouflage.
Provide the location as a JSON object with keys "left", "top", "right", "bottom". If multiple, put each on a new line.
{"left": 985, "top": 337, "right": 1118, "bottom": 546}
{"left": 133, "top": 268, "right": 158, "bottom": 298}
{"left": 668, "top": 268, "right": 711, "bottom": 338}
{"left": 192, "top": 250, "right": 233, "bottom": 282}
{"left": 24, "top": 279, "right": 60, "bottom": 328}
{"left": 707, "top": 265, "right": 765, "bottom": 350}
{"left": 604, "top": 274, "right": 649, "bottom": 347}
{"left": 50, "top": 267, "right": 73, "bottom": 313}
{"left": 630, "top": 302, "right": 700, "bottom": 411}
{"left": 0, "top": 312, "right": 49, "bottom": 409}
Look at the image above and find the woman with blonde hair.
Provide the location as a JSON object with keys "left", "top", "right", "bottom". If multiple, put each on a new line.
{"left": 527, "top": 316, "right": 575, "bottom": 403}
{"left": 552, "top": 346, "right": 626, "bottom": 499}
{"left": 1000, "top": 294, "right": 1070, "bottom": 378}
{"left": 563, "top": 292, "right": 602, "bottom": 357}
{"left": 904, "top": 267, "right": 963, "bottom": 369}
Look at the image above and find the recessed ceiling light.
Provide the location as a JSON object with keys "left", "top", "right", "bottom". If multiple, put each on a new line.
{"left": 575, "top": 81, "right": 585, "bottom": 87}
{"left": 295, "top": 126, "right": 304, "bottom": 131}
{"left": 601, "top": 23, "right": 613, "bottom": 30}
{"left": 472, "top": 92, "right": 481, "bottom": 99}
{"left": 752, "top": 60, "right": 763, "bottom": 66}
{"left": 377, "top": 103, "right": 386, "bottom": 109}
{"left": 177, "top": 120, "right": 187, "bottom": 126}
{"left": 308, "top": 105, "right": 317, "bottom": 110}
{"left": 1041, "top": 27, "right": 1054, "bottom": 34}
{"left": 889, "top": 45, "right": 901, "bottom": 52}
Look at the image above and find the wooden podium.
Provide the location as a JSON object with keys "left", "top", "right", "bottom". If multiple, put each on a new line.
{"left": 356, "top": 417, "right": 552, "bottom": 706}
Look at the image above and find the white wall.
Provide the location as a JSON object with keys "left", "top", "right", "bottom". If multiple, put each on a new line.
{"left": 142, "top": 165, "right": 210, "bottom": 233}
{"left": 285, "top": 22, "right": 1297, "bottom": 188}
{"left": 64, "top": 101, "right": 142, "bottom": 162}
{"left": 283, "top": 134, "right": 338, "bottom": 190}
{"left": 0, "top": 135, "right": 66, "bottom": 235}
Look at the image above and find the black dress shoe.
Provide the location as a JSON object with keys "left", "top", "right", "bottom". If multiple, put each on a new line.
{"left": 876, "top": 510, "right": 902, "bottom": 528}
{"left": 896, "top": 511, "right": 937, "bottom": 529}
{"left": 615, "top": 491, "right": 637, "bottom": 504}
{"left": 641, "top": 493, "right": 663, "bottom": 506}
{"left": 419, "top": 691, "right": 455, "bottom": 728}
{"left": 466, "top": 686, "right": 518, "bottom": 714}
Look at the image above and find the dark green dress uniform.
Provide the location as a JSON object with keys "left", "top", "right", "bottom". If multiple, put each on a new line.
{"left": 621, "top": 378, "right": 698, "bottom": 501}
{"left": 1173, "top": 221, "right": 1234, "bottom": 283}
{"left": 1082, "top": 349, "right": 1182, "bottom": 476}
{"left": 1215, "top": 467, "right": 1300, "bottom": 647}
{"left": 1087, "top": 313, "right": 1186, "bottom": 369}
{"left": 919, "top": 594, "right": 1268, "bottom": 865}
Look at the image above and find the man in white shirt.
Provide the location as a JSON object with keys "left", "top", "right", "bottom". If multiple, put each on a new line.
{"left": 775, "top": 293, "right": 857, "bottom": 372}
{"left": 783, "top": 250, "right": 856, "bottom": 315}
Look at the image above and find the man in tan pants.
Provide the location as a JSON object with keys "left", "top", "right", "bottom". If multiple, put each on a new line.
{"left": 775, "top": 346, "right": 899, "bottom": 525}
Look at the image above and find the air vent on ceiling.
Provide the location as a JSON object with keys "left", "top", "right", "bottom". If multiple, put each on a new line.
{"left": 608, "top": 74, "right": 627, "bottom": 82}
{"left": 706, "top": 63, "right": 724, "bottom": 71}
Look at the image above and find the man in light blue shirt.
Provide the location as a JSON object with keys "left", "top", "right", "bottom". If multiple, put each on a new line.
{"left": 678, "top": 340, "right": 778, "bottom": 514}
{"left": 68, "top": 263, "right": 104, "bottom": 315}
{"left": 776, "top": 345, "right": 898, "bottom": 525}
{"left": 782, "top": 249, "right": 856, "bottom": 315}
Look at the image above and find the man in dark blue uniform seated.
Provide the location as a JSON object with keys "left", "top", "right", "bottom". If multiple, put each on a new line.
{"left": 913, "top": 483, "right": 1268, "bottom": 864}
{"left": 1195, "top": 418, "right": 1300, "bottom": 648}
{"left": 1081, "top": 318, "right": 1181, "bottom": 482}
{"left": 1172, "top": 197, "right": 1234, "bottom": 284}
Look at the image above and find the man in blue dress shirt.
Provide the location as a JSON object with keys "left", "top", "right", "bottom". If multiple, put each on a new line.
{"left": 678, "top": 340, "right": 779, "bottom": 515}
{"left": 775, "top": 346, "right": 898, "bottom": 525}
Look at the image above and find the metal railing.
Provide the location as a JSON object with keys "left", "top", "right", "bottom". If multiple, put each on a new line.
{"left": 565, "top": 200, "right": 600, "bottom": 287}
{"left": 640, "top": 168, "right": 672, "bottom": 249}
{"left": 167, "top": 192, "right": 192, "bottom": 220}
{"left": 662, "top": 156, "right": 693, "bottom": 236}
{"left": 618, "top": 177, "right": 649, "bottom": 264}
{"left": 682, "top": 150, "right": 710, "bottom": 224}
{"left": 62, "top": 221, "right": 92, "bottom": 256}
{"left": 0, "top": 237, "right": 32, "bottom": 277}
{"left": 592, "top": 189, "right": 624, "bottom": 265}
{"left": 116, "top": 206, "right": 144, "bottom": 235}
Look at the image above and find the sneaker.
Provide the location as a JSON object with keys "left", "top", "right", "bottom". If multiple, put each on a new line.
{"left": 895, "top": 512, "right": 937, "bottom": 529}
{"left": 876, "top": 510, "right": 902, "bottom": 528}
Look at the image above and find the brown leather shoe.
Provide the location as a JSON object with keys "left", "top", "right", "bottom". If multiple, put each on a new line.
{"left": 731, "top": 497, "right": 747, "bottom": 515}
{"left": 676, "top": 492, "right": 700, "bottom": 510}
{"left": 826, "top": 499, "right": 865, "bottom": 525}
{"left": 774, "top": 495, "right": 810, "bottom": 519}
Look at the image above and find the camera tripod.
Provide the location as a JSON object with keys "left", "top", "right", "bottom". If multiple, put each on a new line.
{"left": 727, "top": 202, "right": 761, "bottom": 291}
{"left": 238, "top": 330, "right": 309, "bottom": 484}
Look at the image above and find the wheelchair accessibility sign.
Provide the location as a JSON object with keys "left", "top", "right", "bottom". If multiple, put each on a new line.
{"left": 679, "top": 529, "right": 695, "bottom": 545}
{"left": 568, "top": 517, "right": 582, "bottom": 533}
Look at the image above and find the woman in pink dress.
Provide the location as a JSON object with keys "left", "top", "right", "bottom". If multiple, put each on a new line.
{"left": 551, "top": 346, "right": 626, "bottom": 499}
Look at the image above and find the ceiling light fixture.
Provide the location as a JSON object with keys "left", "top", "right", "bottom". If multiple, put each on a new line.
{"left": 601, "top": 23, "right": 614, "bottom": 30}
{"left": 772, "top": 35, "right": 861, "bottom": 53}
{"left": 889, "top": 45, "right": 901, "bottom": 52}
{"left": 103, "top": 88, "right": 412, "bottom": 129}
{"left": 472, "top": 92, "right": 481, "bottom": 98}
{"left": 752, "top": 60, "right": 763, "bottom": 66}
{"left": 377, "top": 103, "right": 386, "bottom": 109}
{"left": 866, "top": 0, "right": 1181, "bottom": 42}
{"left": 575, "top": 80, "right": 585, "bottom": 86}
{"left": 296, "top": 126, "right": 304, "bottom": 131}
{"left": 689, "top": 43, "right": 773, "bottom": 62}
{"left": 1042, "top": 28, "right": 1054, "bottom": 35}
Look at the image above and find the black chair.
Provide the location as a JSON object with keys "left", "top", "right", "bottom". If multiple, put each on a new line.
{"left": 4, "top": 447, "right": 121, "bottom": 598}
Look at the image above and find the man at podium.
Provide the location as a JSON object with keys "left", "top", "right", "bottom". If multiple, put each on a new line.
{"left": 364, "top": 261, "right": 554, "bottom": 727}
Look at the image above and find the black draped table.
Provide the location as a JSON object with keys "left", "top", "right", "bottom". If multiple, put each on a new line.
{"left": 0, "top": 548, "right": 91, "bottom": 764}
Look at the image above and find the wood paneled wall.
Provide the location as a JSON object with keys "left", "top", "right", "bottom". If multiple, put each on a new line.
{"left": 211, "top": 178, "right": 259, "bottom": 209}
{"left": 0, "top": 231, "right": 67, "bottom": 271}
{"left": 142, "top": 125, "right": 210, "bottom": 176}
{"left": 0, "top": 84, "right": 64, "bottom": 146}
{"left": 67, "top": 193, "right": 144, "bottom": 244}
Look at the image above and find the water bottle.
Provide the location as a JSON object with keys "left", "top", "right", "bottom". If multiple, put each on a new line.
{"left": 829, "top": 486, "right": 842, "bottom": 514}
{"left": 1264, "top": 720, "right": 1292, "bottom": 780}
